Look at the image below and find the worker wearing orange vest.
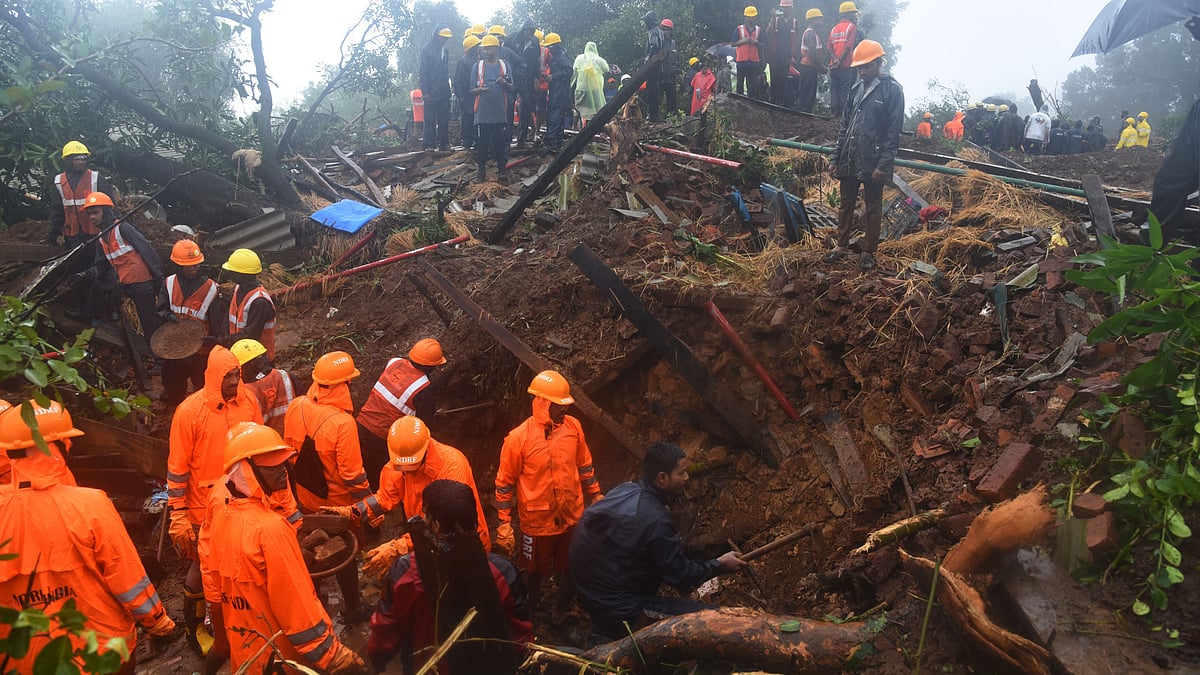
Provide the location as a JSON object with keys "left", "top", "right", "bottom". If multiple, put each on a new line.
{"left": 82, "top": 192, "right": 164, "bottom": 339}
{"left": 284, "top": 351, "right": 372, "bottom": 624}
{"left": 0, "top": 402, "right": 175, "bottom": 673}
{"left": 732, "top": 7, "right": 764, "bottom": 99}
{"left": 827, "top": 1, "right": 862, "bottom": 118}
{"left": 219, "top": 248, "right": 276, "bottom": 360}
{"left": 47, "top": 140, "right": 115, "bottom": 247}
{"left": 495, "top": 370, "right": 603, "bottom": 625}
{"left": 167, "top": 345, "right": 262, "bottom": 653}
{"left": 199, "top": 422, "right": 365, "bottom": 675}
{"left": 231, "top": 338, "right": 298, "bottom": 436}
{"left": 356, "top": 338, "right": 445, "bottom": 490}
{"left": 917, "top": 111, "right": 933, "bottom": 139}
{"left": 161, "top": 239, "right": 224, "bottom": 409}
{"left": 324, "top": 415, "right": 492, "bottom": 578}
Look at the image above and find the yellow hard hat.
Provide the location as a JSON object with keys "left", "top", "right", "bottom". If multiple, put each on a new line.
{"left": 744, "top": 5, "right": 758, "bottom": 17}
{"left": 985, "top": 103, "right": 997, "bottom": 112}
{"left": 850, "top": 39, "right": 885, "bottom": 67}
{"left": 1138, "top": 111, "right": 1148, "bottom": 118}
{"left": 488, "top": 24, "right": 506, "bottom": 36}
{"left": 471, "top": 23, "right": 486, "bottom": 36}
{"left": 437, "top": 27, "right": 452, "bottom": 38}
{"left": 839, "top": 1, "right": 859, "bottom": 13}
{"left": 806, "top": 8, "right": 824, "bottom": 19}
{"left": 464, "top": 35, "right": 481, "bottom": 50}
{"left": 481, "top": 34, "right": 500, "bottom": 47}
{"left": 222, "top": 248, "right": 262, "bottom": 274}
{"left": 62, "top": 141, "right": 90, "bottom": 158}
{"left": 535, "top": 29, "right": 544, "bottom": 41}
{"left": 998, "top": 104, "right": 1009, "bottom": 112}
{"left": 543, "top": 32, "right": 561, "bottom": 46}
{"left": 689, "top": 57, "right": 700, "bottom": 66}
{"left": 230, "top": 339, "right": 267, "bottom": 366}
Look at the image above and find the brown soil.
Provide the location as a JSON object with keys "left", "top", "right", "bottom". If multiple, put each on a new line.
{"left": 1001, "top": 147, "right": 1164, "bottom": 192}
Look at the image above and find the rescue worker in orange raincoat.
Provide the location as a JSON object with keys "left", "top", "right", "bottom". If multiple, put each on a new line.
{"left": 495, "top": 370, "right": 603, "bottom": 624}
{"left": 200, "top": 422, "right": 366, "bottom": 675}
{"left": 356, "top": 338, "right": 446, "bottom": 490}
{"left": 217, "top": 248, "right": 276, "bottom": 360}
{"left": 82, "top": 192, "right": 164, "bottom": 337}
{"left": 0, "top": 399, "right": 78, "bottom": 488}
{"left": 167, "top": 345, "right": 262, "bottom": 653}
{"left": 160, "top": 239, "right": 224, "bottom": 409}
{"left": 322, "top": 415, "right": 491, "bottom": 579}
{"left": 0, "top": 402, "right": 175, "bottom": 674}
{"left": 283, "top": 350, "right": 371, "bottom": 623}
{"left": 916, "top": 111, "right": 933, "bottom": 139}
{"left": 47, "top": 140, "right": 115, "bottom": 248}
{"left": 943, "top": 110, "right": 965, "bottom": 142}
{"left": 231, "top": 338, "right": 298, "bottom": 435}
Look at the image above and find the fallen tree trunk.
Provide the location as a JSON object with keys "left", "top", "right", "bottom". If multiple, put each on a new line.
{"left": 581, "top": 608, "right": 871, "bottom": 673}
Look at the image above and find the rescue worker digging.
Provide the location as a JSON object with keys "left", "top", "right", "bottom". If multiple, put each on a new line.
{"left": 0, "top": 402, "right": 175, "bottom": 673}
{"left": 160, "top": 239, "right": 223, "bottom": 410}
{"left": 231, "top": 337, "right": 298, "bottom": 435}
{"left": 284, "top": 350, "right": 372, "bottom": 624}
{"left": 199, "top": 422, "right": 366, "bottom": 675}
{"left": 495, "top": 370, "right": 603, "bottom": 625}
{"left": 167, "top": 345, "right": 263, "bottom": 653}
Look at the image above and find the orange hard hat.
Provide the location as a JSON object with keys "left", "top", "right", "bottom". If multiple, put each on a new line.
{"left": 0, "top": 400, "right": 85, "bottom": 450}
{"left": 170, "top": 239, "right": 205, "bottom": 266}
{"left": 83, "top": 192, "right": 113, "bottom": 209}
{"left": 528, "top": 370, "right": 574, "bottom": 405}
{"left": 922, "top": 112, "right": 933, "bottom": 119}
{"left": 223, "top": 421, "right": 294, "bottom": 471}
{"left": 408, "top": 338, "right": 446, "bottom": 366}
{"left": 850, "top": 39, "right": 885, "bottom": 67}
{"left": 312, "top": 350, "right": 360, "bottom": 385}
{"left": 387, "top": 415, "right": 430, "bottom": 470}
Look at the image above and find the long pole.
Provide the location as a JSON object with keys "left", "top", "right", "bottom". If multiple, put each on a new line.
{"left": 279, "top": 234, "right": 468, "bottom": 297}
{"left": 705, "top": 300, "right": 798, "bottom": 421}
{"left": 741, "top": 522, "right": 823, "bottom": 562}
{"left": 642, "top": 144, "right": 743, "bottom": 169}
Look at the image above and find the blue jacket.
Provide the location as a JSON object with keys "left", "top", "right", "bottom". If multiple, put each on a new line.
{"left": 569, "top": 479, "right": 719, "bottom": 627}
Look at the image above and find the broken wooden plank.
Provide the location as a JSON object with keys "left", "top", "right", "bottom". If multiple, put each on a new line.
{"left": 489, "top": 49, "right": 668, "bottom": 243}
{"left": 1081, "top": 174, "right": 1117, "bottom": 245}
{"left": 331, "top": 145, "right": 386, "bottom": 207}
{"left": 632, "top": 185, "right": 680, "bottom": 225}
{"left": 810, "top": 438, "right": 850, "bottom": 509}
{"left": 821, "top": 411, "right": 869, "bottom": 499}
{"left": 891, "top": 172, "right": 928, "bottom": 210}
{"left": 406, "top": 272, "right": 455, "bottom": 327}
{"left": 295, "top": 155, "right": 342, "bottom": 202}
{"left": 416, "top": 258, "right": 646, "bottom": 460}
{"left": 569, "top": 243, "right": 779, "bottom": 467}
{"left": 73, "top": 417, "right": 167, "bottom": 479}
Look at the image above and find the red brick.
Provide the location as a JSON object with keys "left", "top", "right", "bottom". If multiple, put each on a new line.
{"left": 976, "top": 443, "right": 1041, "bottom": 501}
{"left": 997, "top": 428, "right": 1015, "bottom": 446}
{"left": 1073, "top": 492, "right": 1108, "bottom": 518}
{"left": 1097, "top": 342, "right": 1119, "bottom": 358}
{"left": 1046, "top": 269, "right": 1066, "bottom": 290}
{"left": 1032, "top": 385, "right": 1077, "bottom": 433}
{"left": 1086, "top": 512, "right": 1119, "bottom": 552}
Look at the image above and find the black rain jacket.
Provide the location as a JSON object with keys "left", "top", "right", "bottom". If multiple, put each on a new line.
{"left": 832, "top": 74, "right": 904, "bottom": 182}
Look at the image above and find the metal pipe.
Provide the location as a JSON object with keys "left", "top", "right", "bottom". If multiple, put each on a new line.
{"left": 642, "top": 144, "right": 744, "bottom": 169}
{"left": 325, "top": 230, "right": 378, "bottom": 275}
{"left": 704, "top": 300, "right": 799, "bottom": 421}
{"left": 766, "top": 139, "right": 1090, "bottom": 198}
{"left": 280, "top": 234, "right": 469, "bottom": 296}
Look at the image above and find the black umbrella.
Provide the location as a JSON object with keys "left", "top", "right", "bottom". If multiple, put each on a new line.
{"left": 1072, "top": 0, "right": 1200, "bottom": 57}
{"left": 706, "top": 43, "right": 736, "bottom": 60}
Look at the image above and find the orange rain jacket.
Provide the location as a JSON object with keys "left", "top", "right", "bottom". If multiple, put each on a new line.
{"left": 495, "top": 397, "right": 601, "bottom": 536}
{"left": 943, "top": 111, "right": 964, "bottom": 141}
{"left": 284, "top": 382, "right": 371, "bottom": 512}
{"left": 168, "top": 346, "right": 263, "bottom": 527}
{"left": 916, "top": 120, "right": 932, "bottom": 139}
{"left": 0, "top": 447, "right": 170, "bottom": 670}
{"left": 359, "top": 439, "right": 491, "bottom": 550}
{"left": 1, "top": 440, "right": 76, "bottom": 487}
{"left": 200, "top": 458, "right": 344, "bottom": 673}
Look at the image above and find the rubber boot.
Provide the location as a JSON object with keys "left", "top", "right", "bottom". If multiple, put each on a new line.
{"left": 335, "top": 563, "right": 370, "bottom": 625}
{"left": 183, "top": 588, "right": 213, "bottom": 655}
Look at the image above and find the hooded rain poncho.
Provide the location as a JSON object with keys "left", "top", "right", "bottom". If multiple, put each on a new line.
{"left": 571, "top": 42, "right": 609, "bottom": 122}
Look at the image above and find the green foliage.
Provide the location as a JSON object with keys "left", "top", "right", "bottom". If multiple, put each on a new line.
{"left": 905, "top": 77, "right": 966, "bottom": 132}
{"left": 1066, "top": 213, "right": 1200, "bottom": 618}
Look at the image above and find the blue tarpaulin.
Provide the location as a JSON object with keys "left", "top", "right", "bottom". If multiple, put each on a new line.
{"left": 310, "top": 199, "right": 384, "bottom": 234}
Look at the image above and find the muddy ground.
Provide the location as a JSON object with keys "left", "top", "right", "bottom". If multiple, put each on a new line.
{"left": 1, "top": 93, "right": 1192, "bottom": 673}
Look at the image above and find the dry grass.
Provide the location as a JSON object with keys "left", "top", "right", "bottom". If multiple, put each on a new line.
{"left": 877, "top": 226, "right": 990, "bottom": 269}
{"left": 120, "top": 298, "right": 141, "bottom": 334}
{"left": 766, "top": 147, "right": 828, "bottom": 176}
{"left": 956, "top": 146, "right": 990, "bottom": 163}
{"left": 908, "top": 169, "right": 1066, "bottom": 232}
{"left": 387, "top": 185, "right": 422, "bottom": 211}
{"left": 300, "top": 192, "right": 333, "bottom": 212}
{"left": 466, "top": 181, "right": 511, "bottom": 200}
{"left": 444, "top": 211, "right": 483, "bottom": 244}
{"left": 384, "top": 228, "right": 421, "bottom": 256}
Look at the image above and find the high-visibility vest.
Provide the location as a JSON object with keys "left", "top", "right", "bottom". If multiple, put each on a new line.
{"left": 411, "top": 89, "right": 425, "bottom": 123}
{"left": 917, "top": 121, "right": 932, "bottom": 139}
{"left": 735, "top": 25, "right": 761, "bottom": 63}
{"left": 248, "top": 368, "right": 295, "bottom": 434}
{"left": 536, "top": 47, "right": 551, "bottom": 91}
{"left": 828, "top": 20, "right": 857, "bottom": 68}
{"left": 356, "top": 357, "right": 430, "bottom": 439}
{"left": 228, "top": 286, "right": 276, "bottom": 360}
{"left": 53, "top": 170, "right": 101, "bottom": 238}
{"left": 99, "top": 224, "right": 152, "bottom": 284}
{"left": 474, "top": 59, "right": 509, "bottom": 113}
{"left": 165, "top": 275, "right": 218, "bottom": 329}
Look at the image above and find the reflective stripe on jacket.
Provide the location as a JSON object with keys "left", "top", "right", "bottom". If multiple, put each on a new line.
{"left": 166, "top": 275, "right": 218, "bottom": 326}
{"left": 228, "top": 285, "right": 276, "bottom": 360}
{"left": 54, "top": 170, "right": 100, "bottom": 237}
{"left": 828, "top": 20, "right": 858, "bottom": 68}
{"left": 735, "top": 24, "right": 761, "bottom": 63}
{"left": 357, "top": 358, "right": 431, "bottom": 439}
{"left": 100, "top": 224, "right": 153, "bottom": 284}
{"left": 246, "top": 368, "right": 296, "bottom": 435}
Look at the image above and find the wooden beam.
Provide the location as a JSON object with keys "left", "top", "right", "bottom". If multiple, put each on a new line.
{"left": 331, "top": 145, "right": 387, "bottom": 207}
{"left": 1082, "top": 174, "right": 1122, "bottom": 314}
{"left": 416, "top": 259, "right": 646, "bottom": 460}
{"left": 489, "top": 49, "right": 668, "bottom": 243}
{"left": 633, "top": 185, "right": 679, "bottom": 225}
{"left": 73, "top": 417, "right": 167, "bottom": 479}
{"left": 568, "top": 243, "right": 780, "bottom": 467}
{"left": 295, "top": 155, "right": 342, "bottom": 202}
{"left": 821, "top": 411, "right": 869, "bottom": 498}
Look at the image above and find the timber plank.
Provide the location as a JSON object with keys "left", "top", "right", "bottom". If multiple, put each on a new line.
{"left": 331, "top": 145, "right": 387, "bottom": 207}
{"left": 821, "top": 411, "right": 869, "bottom": 498}
{"left": 73, "top": 417, "right": 167, "bottom": 479}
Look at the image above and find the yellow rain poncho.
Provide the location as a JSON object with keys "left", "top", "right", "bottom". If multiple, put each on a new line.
{"left": 572, "top": 41, "right": 609, "bottom": 123}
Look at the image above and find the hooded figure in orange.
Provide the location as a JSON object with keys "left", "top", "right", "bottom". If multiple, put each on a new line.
{"left": 167, "top": 344, "right": 262, "bottom": 653}
{"left": 943, "top": 110, "right": 964, "bottom": 141}
{"left": 321, "top": 415, "right": 491, "bottom": 579}
{"left": 0, "top": 402, "right": 175, "bottom": 673}
{"left": 200, "top": 423, "right": 365, "bottom": 675}
{"left": 0, "top": 398, "right": 76, "bottom": 486}
{"left": 283, "top": 350, "right": 371, "bottom": 623}
{"left": 495, "top": 370, "right": 602, "bottom": 624}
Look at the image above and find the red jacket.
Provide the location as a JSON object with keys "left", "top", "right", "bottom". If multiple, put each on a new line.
{"left": 366, "top": 551, "right": 532, "bottom": 672}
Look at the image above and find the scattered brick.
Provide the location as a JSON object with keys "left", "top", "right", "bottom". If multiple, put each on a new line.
{"left": 768, "top": 305, "right": 789, "bottom": 332}
{"left": 976, "top": 443, "right": 1040, "bottom": 501}
{"left": 1086, "top": 512, "right": 1119, "bottom": 552}
{"left": 1072, "top": 492, "right": 1108, "bottom": 518}
{"left": 780, "top": 282, "right": 800, "bottom": 298}
{"left": 1032, "top": 385, "right": 1076, "bottom": 434}
{"left": 997, "top": 428, "right": 1015, "bottom": 446}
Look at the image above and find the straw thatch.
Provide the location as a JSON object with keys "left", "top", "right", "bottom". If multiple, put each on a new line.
{"left": 908, "top": 169, "right": 1065, "bottom": 232}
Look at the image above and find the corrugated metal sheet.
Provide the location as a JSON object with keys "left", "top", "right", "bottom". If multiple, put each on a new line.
{"left": 208, "top": 210, "right": 293, "bottom": 251}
